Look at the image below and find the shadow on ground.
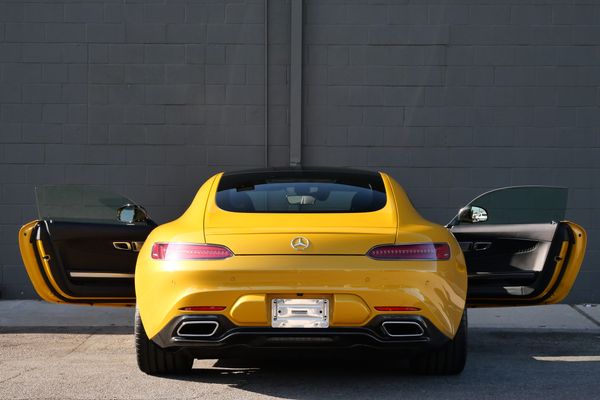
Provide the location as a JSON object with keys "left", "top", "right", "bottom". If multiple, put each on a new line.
{"left": 160, "top": 329, "right": 600, "bottom": 400}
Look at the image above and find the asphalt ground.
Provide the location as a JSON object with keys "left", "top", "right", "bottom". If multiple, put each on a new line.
{"left": 1, "top": 302, "right": 600, "bottom": 400}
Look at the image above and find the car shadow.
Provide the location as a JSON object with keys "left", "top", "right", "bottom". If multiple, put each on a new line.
{"left": 160, "top": 329, "right": 600, "bottom": 400}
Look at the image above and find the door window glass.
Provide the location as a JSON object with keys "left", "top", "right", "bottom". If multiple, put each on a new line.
{"left": 452, "top": 186, "right": 568, "bottom": 225}
{"left": 35, "top": 185, "right": 136, "bottom": 224}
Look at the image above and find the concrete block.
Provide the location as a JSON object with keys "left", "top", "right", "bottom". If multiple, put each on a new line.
{"left": 226, "top": 45, "right": 264, "bottom": 64}
{"left": 511, "top": 5, "right": 553, "bottom": 25}
{"left": 387, "top": 5, "right": 428, "bottom": 25}
{"left": 42, "top": 104, "right": 68, "bottom": 123}
{"left": 126, "top": 24, "right": 166, "bottom": 44}
{"left": 0, "top": 84, "right": 21, "bottom": 103}
{"left": 145, "top": 85, "right": 203, "bottom": 105}
{"left": 88, "top": 44, "right": 108, "bottom": 63}
{"left": 165, "top": 105, "right": 205, "bottom": 124}
{"left": 43, "top": 64, "right": 68, "bottom": 83}
{"left": 369, "top": 26, "right": 449, "bottom": 45}
{"left": 166, "top": 24, "right": 206, "bottom": 44}
{"left": 109, "top": 44, "right": 144, "bottom": 63}
{"left": 205, "top": 45, "right": 224, "bottom": 64}
{"left": 65, "top": 3, "right": 104, "bottom": 22}
{"left": 3, "top": 144, "right": 45, "bottom": 164}
{"left": 124, "top": 65, "right": 165, "bottom": 83}
{"left": 428, "top": 5, "right": 469, "bottom": 25}
{"left": 125, "top": 105, "right": 165, "bottom": 124}
{"left": 88, "top": 105, "right": 124, "bottom": 124}
{"left": 1, "top": 104, "right": 42, "bottom": 123}
{"left": 207, "top": 24, "right": 263, "bottom": 44}
{"left": 0, "top": 44, "right": 21, "bottom": 62}
{"left": 5, "top": 23, "right": 45, "bottom": 42}
{"left": 107, "top": 85, "right": 144, "bottom": 105}
{"left": 86, "top": 23, "right": 125, "bottom": 43}
{"left": 45, "top": 23, "right": 85, "bottom": 42}
{"left": 225, "top": 85, "right": 264, "bottom": 105}
{"left": 226, "top": 3, "right": 264, "bottom": 24}
{"left": 144, "top": 44, "right": 185, "bottom": 63}
{"left": 22, "top": 124, "right": 62, "bottom": 143}
{"left": 206, "top": 65, "right": 245, "bottom": 84}
{"left": 165, "top": 65, "right": 205, "bottom": 84}
{"left": 23, "top": 84, "right": 62, "bottom": 103}
{"left": 187, "top": 4, "right": 225, "bottom": 24}
{"left": 22, "top": 44, "right": 62, "bottom": 63}
{"left": 469, "top": 5, "right": 510, "bottom": 25}
{"left": 144, "top": 4, "right": 185, "bottom": 23}
{"left": 24, "top": 4, "right": 63, "bottom": 22}
{"left": 89, "top": 65, "right": 124, "bottom": 84}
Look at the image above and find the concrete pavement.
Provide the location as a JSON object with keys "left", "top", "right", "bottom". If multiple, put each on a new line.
{"left": 1, "top": 301, "right": 600, "bottom": 400}
{"left": 2, "top": 300, "right": 600, "bottom": 331}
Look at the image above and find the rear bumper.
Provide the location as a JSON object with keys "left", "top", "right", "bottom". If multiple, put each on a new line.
{"left": 136, "top": 255, "right": 467, "bottom": 340}
{"left": 152, "top": 314, "right": 450, "bottom": 358}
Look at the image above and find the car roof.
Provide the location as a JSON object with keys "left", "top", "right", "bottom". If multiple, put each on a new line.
{"left": 221, "top": 166, "right": 381, "bottom": 178}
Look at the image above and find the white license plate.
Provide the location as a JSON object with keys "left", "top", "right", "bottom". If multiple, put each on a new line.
{"left": 271, "top": 298, "right": 329, "bottom": 328}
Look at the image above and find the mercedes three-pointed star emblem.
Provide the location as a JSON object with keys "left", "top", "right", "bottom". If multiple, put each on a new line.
{"left": 290, "top": 236, "right": 310, "bottom": 251}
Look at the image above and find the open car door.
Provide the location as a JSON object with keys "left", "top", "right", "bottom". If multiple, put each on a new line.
{"left": 448, "top": 186, "right": 586, "bottom": 307}
{"left": 18, "top": 185, "right": 156, "bottom": 306}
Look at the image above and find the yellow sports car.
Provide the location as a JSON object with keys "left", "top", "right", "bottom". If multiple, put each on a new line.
{"left": 18, "top": 168, "right": 586, "bottom": 375}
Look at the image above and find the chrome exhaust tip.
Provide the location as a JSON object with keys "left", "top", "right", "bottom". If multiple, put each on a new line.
{"left": 381, "top": 321, "right": 425, "bottom": 337}
{"left": 176, "top": 321, "right": 219, "bottom": 337}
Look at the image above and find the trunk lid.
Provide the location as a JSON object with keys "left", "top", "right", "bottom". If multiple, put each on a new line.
{"left": 204, "top": 212, "right": 397, "bottom": 255}
{"left": 203, "top": 170, "right": 397, "bottom": 255}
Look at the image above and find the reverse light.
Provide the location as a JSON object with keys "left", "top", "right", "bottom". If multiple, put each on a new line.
{"left": 367, "top": 243, "right": 451, "bottom": 260}
{"left": 151, "top": 243, "right": 233, "bottom": 260}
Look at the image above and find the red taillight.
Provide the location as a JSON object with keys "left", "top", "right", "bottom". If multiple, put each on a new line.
{"left": 374, "top": 306, "right": 421, "bottom": 312}
{"left": 179, "top": 306, "right": 226, "bottom": 312}
{"left": 151, "top": 243, "right": 233, "bottom": 260}
{"left": 367, "top": 243, "right": 450, "bottom": 260}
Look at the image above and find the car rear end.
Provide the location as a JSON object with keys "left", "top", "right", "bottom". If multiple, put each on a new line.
{"left": 135, "top": 168, "right": 467, "bottom": 359}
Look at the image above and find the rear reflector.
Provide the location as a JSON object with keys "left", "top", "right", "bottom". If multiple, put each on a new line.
{"left": 151, "top": 243, "right": 233, "bottom": 260}
{"left": 368, "top": 243, "right": 450, "bottom": 260}
{"left": 374, "top": 306, "right": 421, "bottom": 312}
{"left": 179, "top": 306, "right": 226, "bottom": 312}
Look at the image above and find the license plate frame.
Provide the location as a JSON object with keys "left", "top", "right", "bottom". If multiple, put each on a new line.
{"left": 271, "top": 298, "right": 329, "bottom": 328}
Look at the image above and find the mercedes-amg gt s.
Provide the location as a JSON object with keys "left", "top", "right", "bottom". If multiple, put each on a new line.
{"left": 18, "top": 168, "right": 586, "bottom": 375}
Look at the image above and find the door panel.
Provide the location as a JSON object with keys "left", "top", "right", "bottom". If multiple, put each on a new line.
{"left": 42, "top": 220, "right": 153, "bottom": 299}
{"left": 19, "top": 185, "right": 155, "bottom": 306}
{"left": 452, "top": 222, "right": 565, "bottom": 300}
{"left": 448, "top": 186, "right": 586, "bottom": 307}
{"left": 453, "top": 223, "right": 557, "bottom": 278}
{"left": 21, "top": 219, "right": 154, "bottom": 304}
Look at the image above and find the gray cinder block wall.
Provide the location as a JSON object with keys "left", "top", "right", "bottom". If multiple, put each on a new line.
{"left": 0, "top": 0, "right": 599, "bottom": 302}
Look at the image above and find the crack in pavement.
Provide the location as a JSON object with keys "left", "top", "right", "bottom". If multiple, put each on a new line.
{"left": 570, "top": 305, "right": 600, "bottom": 327}
{"left": 60, "top": 331, "right": 96, "bottom": 358}
{"left": 0, "top": 331, "right": 96, "bottom": 386}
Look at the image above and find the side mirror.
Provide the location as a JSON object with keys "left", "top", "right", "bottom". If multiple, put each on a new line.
{"left": 117, "top": 204, "right": 150, "bottom": 224}
{"left": 458, "top": 206, "right": 488, "bottom": 224}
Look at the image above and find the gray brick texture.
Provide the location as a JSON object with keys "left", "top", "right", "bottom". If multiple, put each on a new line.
{"left": 0, "top": 0, "right": 288, "bottom": 299}
{"left": 302, "top": 0, "right": 600, "bottom": 303}
{"left": 0, "top": 0, "right": 599, "bottom": 303}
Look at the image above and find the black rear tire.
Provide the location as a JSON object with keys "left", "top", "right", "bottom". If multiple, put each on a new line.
{"left": 135, "top": 309, "right": 193, "bottom": 375}
{"left": 410, "top": 311, "right": 467, "bottom": 375}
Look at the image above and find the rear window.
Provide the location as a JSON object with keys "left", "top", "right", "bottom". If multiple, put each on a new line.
{"left": 216, "top": 169, "right": 387, "bottom": 213}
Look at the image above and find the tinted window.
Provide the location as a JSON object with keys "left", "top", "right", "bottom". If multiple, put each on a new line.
{"left": 453, "top": 186, "right": 568, "bottom": 225}
{"left": 216, "top": 169, "right": 387, "bottom": 213}
{"left": 36, "top": 185, "right": 136, "bottom": 224}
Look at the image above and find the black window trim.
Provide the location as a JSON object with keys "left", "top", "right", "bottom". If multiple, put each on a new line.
{"left": 214, "top": 168, "right": 388, "bottom": 214}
